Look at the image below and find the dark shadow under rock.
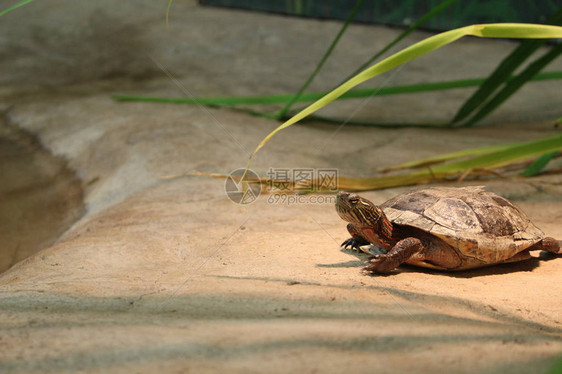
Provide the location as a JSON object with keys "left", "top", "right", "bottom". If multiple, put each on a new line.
{"left": 0, "top": 114, "right": 84, "bottom": 273}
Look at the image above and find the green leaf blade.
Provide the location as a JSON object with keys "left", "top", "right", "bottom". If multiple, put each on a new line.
{"left": 520, "top": 151, "right": 559, "bottom": 177}
{"left": 0, "top": 0, "right": 34, "bottom": 17}
{"left": 337, "top": 134, "right": 562, "bottom": 191}
{"left": 463, "top": 42, "right": 562, "bottom": 127}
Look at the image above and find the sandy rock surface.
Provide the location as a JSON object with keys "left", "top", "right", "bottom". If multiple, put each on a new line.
{"left": 0, "top": 1, "right": 561, "bottom": 373}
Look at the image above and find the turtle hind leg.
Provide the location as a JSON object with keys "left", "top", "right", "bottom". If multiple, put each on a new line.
{"left": 363, "top": 237, "right": 424, "bottom": 274}
{"left": 534, "top": 237, "right": 561, "bottom": 254}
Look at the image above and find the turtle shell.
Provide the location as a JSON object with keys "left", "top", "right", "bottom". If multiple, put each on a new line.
{"left": 381, "top": 186, "right": 545, "bottom": 265}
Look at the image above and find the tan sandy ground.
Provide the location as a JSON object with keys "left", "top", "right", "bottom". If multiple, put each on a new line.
{"left": 0, "top": 1, "right": 561, "bottom": 373}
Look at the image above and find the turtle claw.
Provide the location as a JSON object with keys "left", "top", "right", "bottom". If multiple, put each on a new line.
{"left": 341, "top": 238, "right": 363, "bottom": 250}
{"left": 362, "top": 254, "right": 397, "bottom": 274}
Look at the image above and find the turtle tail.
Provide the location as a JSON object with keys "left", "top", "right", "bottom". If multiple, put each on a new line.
{"left": 541, "top": 237, "right": 561, "bottom": 254}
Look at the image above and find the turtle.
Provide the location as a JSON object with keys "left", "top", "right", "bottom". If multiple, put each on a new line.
{"left": 335, "top": 186, "right": 561, "bottom": 274}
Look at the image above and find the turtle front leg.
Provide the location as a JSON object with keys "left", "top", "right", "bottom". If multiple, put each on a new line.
{"left": 364, "top": 237, "right": 425, "bottom": 274}
{"left": 341, "top": 223, "right": 370, "bottom": 251}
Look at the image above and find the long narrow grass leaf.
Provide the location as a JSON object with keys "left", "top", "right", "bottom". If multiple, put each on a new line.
{"left": 383, "top": 143, "right": 518, "bottom": 171}
{"left": 463, "top": 42, "right": 562, "bottom": 127}
{"left": 430, "top": 133, "right": 562, "bottom": 172}
{"left": 520, "top": 151, "right": 559, "bottom": 177}
{"left": 276, "top": 0, "right": 364, "bottom": 119}
{"left": 113, "top": 78, "right": 489, "bottom": 105}
{"left": 451, "top": 40, "right": 545, "bottom": 123}
{"left": 0, "top": 0, "right": 34, "bottom": 17}
{"left": 166, "top": 0, "right": 173, "bottom": 28}
{"left": 299, "top": 114, "right": 447, "bottom": 128}
{"left": 342, "top": 0, "right": 459, "bottom": 83}
{"left": 339, "top": 133, "right": 562, "bottom": 191}
{"left": 247, "top": 24, "right": 562, "bottom": 169}
{"left": 113, "top": 70, "right": 562, "bottom": 109}
{"left": 452, "top": 7, "right": 562, "bottom": 125}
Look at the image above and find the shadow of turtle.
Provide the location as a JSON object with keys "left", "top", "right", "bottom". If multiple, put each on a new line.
{"left": 315, "top": 248, "right": 372, "bottom": 268}
{"left": 324, "top": 245, "right": 562, "bottom": 277}
{"left": 334, "top": 248, "right": 550, "bottom": 278}
{"left": 403, "top": 251, "right": 561, "bottom": 278}
{"left": 403, "top": 256, "right": 542, "bottom": 278}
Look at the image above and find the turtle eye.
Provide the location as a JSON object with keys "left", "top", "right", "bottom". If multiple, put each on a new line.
{"left": 348, "top": 194, "right": 359, "bottom": 204}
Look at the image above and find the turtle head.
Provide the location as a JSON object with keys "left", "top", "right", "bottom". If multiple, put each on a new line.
{"left": 335, "top": 191, "right": 384, "bottom": 227}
